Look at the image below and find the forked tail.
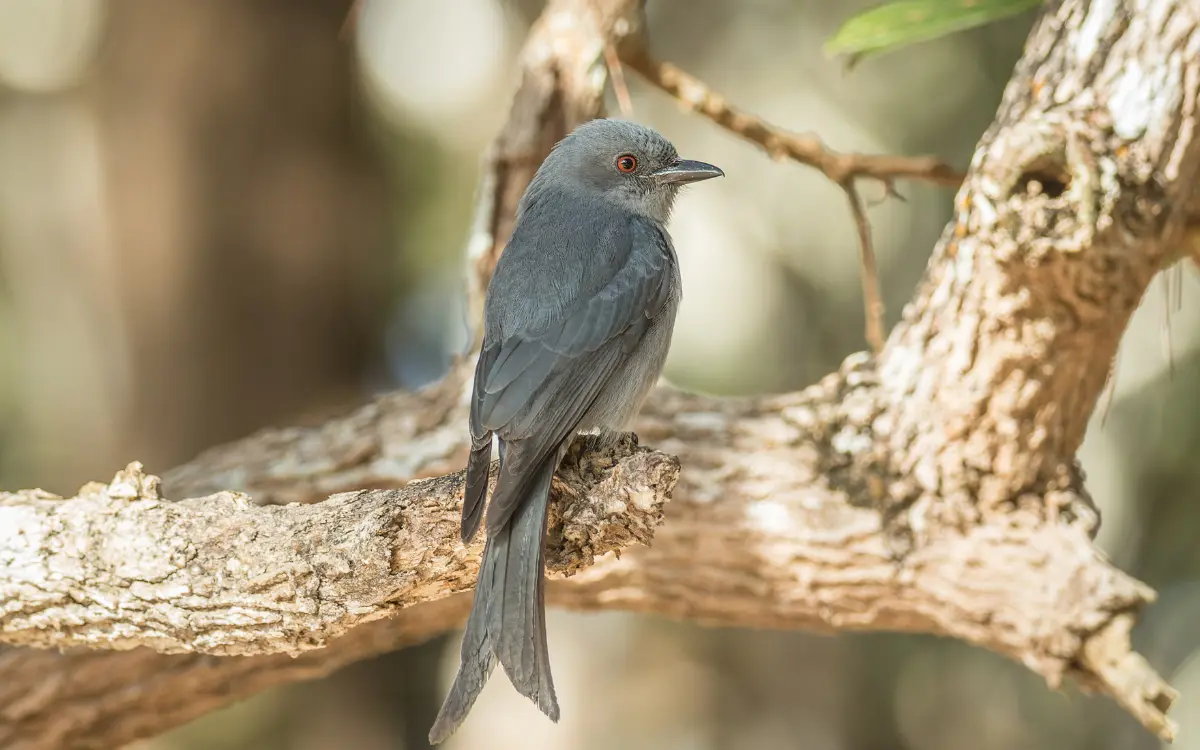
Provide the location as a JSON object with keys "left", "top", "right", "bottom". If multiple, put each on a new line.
{"left": 428, "top": 445, "right": 561, "bottom": 744}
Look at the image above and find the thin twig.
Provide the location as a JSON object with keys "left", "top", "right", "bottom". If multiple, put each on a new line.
{"left": 843, "top": 180, "right": 886, "bottom": 352}
{"left": 604, "top": 42, "right": 634, "bottom": 117}
{"left": 622, "top": 49, "right": 960, "bottom": 351}
{"left": 622, "top": 51, "right": 964, "bottom": 187}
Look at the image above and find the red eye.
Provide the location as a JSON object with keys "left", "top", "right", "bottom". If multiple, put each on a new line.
{"left": 616, "top": 154, "right": 637, "bottom": 173}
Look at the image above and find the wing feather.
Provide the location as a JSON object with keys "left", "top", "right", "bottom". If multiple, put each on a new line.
{"left": 469, "top": 217, "right": 674, "bottom": 533}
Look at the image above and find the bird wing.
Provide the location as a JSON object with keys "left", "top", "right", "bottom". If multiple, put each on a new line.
{"left": 467, "top": 217, "right": 674, "bottom": 533}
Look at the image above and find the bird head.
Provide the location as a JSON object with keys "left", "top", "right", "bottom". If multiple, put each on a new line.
{"left": 531, "top": 118, "right": 723, "bottom": 223}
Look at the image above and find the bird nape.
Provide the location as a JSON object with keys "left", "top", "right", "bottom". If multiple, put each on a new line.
{"left": 428, "top": 117, "right": 722, "bottom": 744}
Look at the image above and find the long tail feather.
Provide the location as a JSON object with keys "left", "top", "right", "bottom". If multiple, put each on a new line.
{"left": 428, "top": 443, "right": 562, "bottom": 744}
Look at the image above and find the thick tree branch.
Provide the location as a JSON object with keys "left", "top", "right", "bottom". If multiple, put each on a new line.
{"left": 0, "top": 0, "right": 1195, "bottom": 747}
{"left": 0, "top": 438, "right": 674, "bottom": 656}
{"left": 0, "top": 364, "right": 1174, "bottom": 747}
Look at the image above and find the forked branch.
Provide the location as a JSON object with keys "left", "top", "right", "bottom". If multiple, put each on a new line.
{"left": 0, "top": 0, "right": 1192, "bottom": 748}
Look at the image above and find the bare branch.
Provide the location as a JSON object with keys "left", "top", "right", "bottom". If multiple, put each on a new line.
{"left": 1078, "top": 615, "right": 1178, "bottom": 741}
{"left": 0, "top": 0, "right": 1195, "bottom": 748}
{"left": 620, "top": 50, "right": 965, "bottom": 188}
{"left": 0, "top": 361, "right": 1177, "bottom": 748}
{"left": 0, "top": 437, "right": 675, "bottom": 656}
{"left": 842, "top": 180, "right": 886, "bottom": 351}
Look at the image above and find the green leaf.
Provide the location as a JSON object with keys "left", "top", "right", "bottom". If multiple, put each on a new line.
{"left": 825, "top": 0, "right": 1041, "bottom": 62}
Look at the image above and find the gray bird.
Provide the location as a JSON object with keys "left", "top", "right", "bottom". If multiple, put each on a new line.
{"left": 428, "top": 118, "right": 722, "bottom": 744}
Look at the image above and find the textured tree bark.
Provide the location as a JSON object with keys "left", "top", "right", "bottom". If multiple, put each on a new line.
{"left": 0, "top": 436, "right": 676, "bottom": 656}
{"left": 0, "top": 0, "right": 1194, "bottom": 747}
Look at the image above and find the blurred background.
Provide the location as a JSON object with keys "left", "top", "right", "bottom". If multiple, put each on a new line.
{"left": 0, "top": 0, "right": 1196, "bottom": 748}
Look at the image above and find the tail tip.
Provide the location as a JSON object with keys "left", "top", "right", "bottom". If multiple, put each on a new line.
{"left": 427, "top": 701, "right": 558, "bottom": 746}
{"left": 539, "top": 692, "right": 561, "bottom": 723}
{"left": 460, "top": 523, "right": 478, "bottom": 545}
{"left": 428, "top": 715, "right": 456, "bottom": 746}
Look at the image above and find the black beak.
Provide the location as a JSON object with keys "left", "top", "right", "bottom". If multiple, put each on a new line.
{"left": 651, "top": 159, "right": 724, "bottom": 185}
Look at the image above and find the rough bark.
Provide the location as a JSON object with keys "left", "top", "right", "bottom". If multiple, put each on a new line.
{"left": 0, "top": 434, "right": 675, "bottom": 656}
{"left": 0, "top": 0, "right": 1194, "bottom": 747}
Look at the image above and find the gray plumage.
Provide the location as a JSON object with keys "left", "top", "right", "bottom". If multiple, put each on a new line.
{"left": 429, "top": 118, "right": 722, "bottom": 744}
